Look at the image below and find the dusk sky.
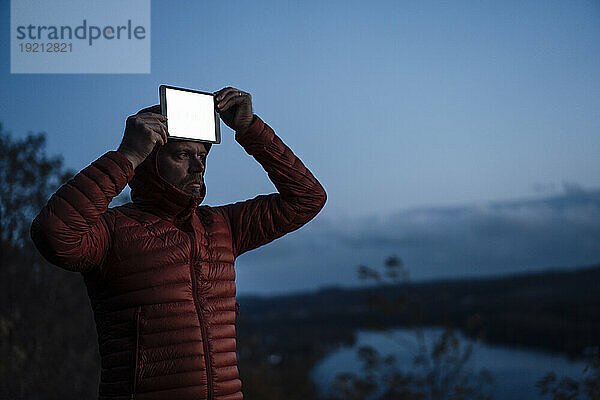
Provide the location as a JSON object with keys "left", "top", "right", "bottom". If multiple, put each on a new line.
{"left": 2, "top": 1, "right": 599, "bottom": 295}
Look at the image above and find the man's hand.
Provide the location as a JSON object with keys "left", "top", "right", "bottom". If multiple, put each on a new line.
{"left": 214, "top": 87, "right": 254, "bottom": 134}
{"left": 117, "top": 105, "right": 168, "bottom": 169}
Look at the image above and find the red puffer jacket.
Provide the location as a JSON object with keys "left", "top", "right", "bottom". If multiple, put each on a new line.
{"left": 30, "top": 115, "right": 327, "bottom": 400}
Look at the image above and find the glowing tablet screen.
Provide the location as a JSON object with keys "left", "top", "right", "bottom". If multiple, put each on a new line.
{"left": 160, "top": 86, "right": 220, "bottom": 143}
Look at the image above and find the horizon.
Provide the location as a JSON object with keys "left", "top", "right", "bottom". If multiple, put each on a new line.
{"left": 237, "top": 260, "right": 600, "bottom": 299}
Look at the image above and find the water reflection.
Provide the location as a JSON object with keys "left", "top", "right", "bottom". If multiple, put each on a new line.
{"left": 312, "top": 327, "right": 587, "bottom": 400}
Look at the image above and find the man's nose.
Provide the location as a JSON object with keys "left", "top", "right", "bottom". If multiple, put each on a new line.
{"left": 188, "top": 156, "right": 205, "bottom": 173}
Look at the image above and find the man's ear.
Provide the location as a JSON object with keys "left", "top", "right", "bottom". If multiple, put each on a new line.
{"left": 137, "top": 104, "right": 161, "bottom": 115}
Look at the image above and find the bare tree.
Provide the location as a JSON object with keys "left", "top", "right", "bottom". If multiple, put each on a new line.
{"left": 536, "top": 346, "right": 600, "bottom": 400}
{"left": 325, "top": 256, "right": 494, "bottom": 400}
{"left": 0, "top": 124, "right": 100, "bottom": 400}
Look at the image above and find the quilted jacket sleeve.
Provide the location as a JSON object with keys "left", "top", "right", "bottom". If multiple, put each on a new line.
{"left": 30, "top": 151, "right": 134, "bottom": 272}
{"left": 218, "top": 115, "right": 327, "bottom": 259}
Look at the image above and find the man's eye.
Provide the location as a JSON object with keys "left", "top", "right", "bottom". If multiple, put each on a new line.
{"left": 175, "top": 152, "right": 205, "bottom": 161}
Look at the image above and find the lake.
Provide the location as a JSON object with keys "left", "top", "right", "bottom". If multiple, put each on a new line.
{"left": 311, "top": 327, "right": 589, "bottom": 400}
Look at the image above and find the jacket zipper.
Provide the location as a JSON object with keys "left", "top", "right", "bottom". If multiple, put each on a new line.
{"left": 186, "top": 230, "right": 214, "bottom": 400}
{"left": 131, "top": 306, "right": 142, "bottom": 399}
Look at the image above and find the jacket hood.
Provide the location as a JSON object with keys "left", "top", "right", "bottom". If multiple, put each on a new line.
{"left": 129, "top": 147, "right": 205, "bottom": 223}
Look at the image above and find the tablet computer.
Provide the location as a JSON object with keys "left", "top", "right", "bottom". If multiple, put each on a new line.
{"left": 159, "top": 85, "right": 221, "bottom": 144}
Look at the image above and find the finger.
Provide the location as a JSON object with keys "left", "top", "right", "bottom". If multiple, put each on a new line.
{"left": 217, "top": 89, "right": 247, "bottom": 109}
{"left": 218, "top": 92, "right": 248, "bottom": 112}
{"left": 213, "top": 87, "right": 235, "bottom": 99}
{"left": 214, "top": 87, "right": 239, "bottom": 101}
{"left": 139, "top": 112, "right": 167, "bottom": 122}
{"left": 144, "top": 120, "right": 166, "bottom": 130}
{"left": 156, "top": 123, "right": 168, "bottom": 144}
{"left": 162, "top": 122, "right": 168, "bottom": 142}
{"left": 150, "top": 131, "right": 165, "bottom": 146}
{"left": 137, "top": 105, "right": 161, "bottom": 115}
{"left": 217, "top": 89, "right": 243, "bottom": 106}
{"left": 146, "top": 121, "right": 168, "bottom": 142}
{"left": 213, "top": 88, "right": 224, "bottom": 98}
{"left": 143, "top": 124, "right": 166, "bottom": 145}
{"left": 154, "top": 130, "right": 166, "bottom": 146}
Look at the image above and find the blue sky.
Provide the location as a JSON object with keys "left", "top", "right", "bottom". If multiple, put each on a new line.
{"left": 2, "top": 1, "right": 599, "bottom": 294}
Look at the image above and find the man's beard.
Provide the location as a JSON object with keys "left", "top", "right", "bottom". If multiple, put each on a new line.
{"left": 185, "top": 183, "right": 203, "bottom": 196}
{"left": 176, "top": 176, "right": 204, "bottom": 196}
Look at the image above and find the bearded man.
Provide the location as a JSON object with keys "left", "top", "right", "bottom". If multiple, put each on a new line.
{"left": 30, "top": 86, "right": 327, "bottom": 400}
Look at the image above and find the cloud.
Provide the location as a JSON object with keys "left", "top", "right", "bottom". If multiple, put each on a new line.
{"left": 531, "top": 182, "right": 557, "bottom": 194}
{"left": 235, "top": 185, "right": 600, "bottom": 295}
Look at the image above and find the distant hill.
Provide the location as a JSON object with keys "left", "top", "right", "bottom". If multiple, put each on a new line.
{"left": 237, "top": 263, "right": 600, "bottom": 358}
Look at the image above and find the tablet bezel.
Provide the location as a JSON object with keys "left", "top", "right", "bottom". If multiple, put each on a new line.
{"left": 159, "top": 84, "right": 221, "bottom": 144}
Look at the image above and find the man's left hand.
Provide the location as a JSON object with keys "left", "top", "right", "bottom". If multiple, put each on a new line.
{"left": 214, "top": 87, "right": 254, "bottom": 134}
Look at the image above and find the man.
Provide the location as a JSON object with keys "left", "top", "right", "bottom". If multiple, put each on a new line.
{"left": 30, "top": 86, "right": 327, "bottom": 400}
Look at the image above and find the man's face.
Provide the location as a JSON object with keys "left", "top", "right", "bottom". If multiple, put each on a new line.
{"left": 157, "top": 141, "right": 207, "bottom": 196}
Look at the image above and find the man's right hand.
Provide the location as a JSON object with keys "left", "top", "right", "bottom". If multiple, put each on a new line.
{"left": 117, "top": 105, "right": 168, "bottom": 169}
